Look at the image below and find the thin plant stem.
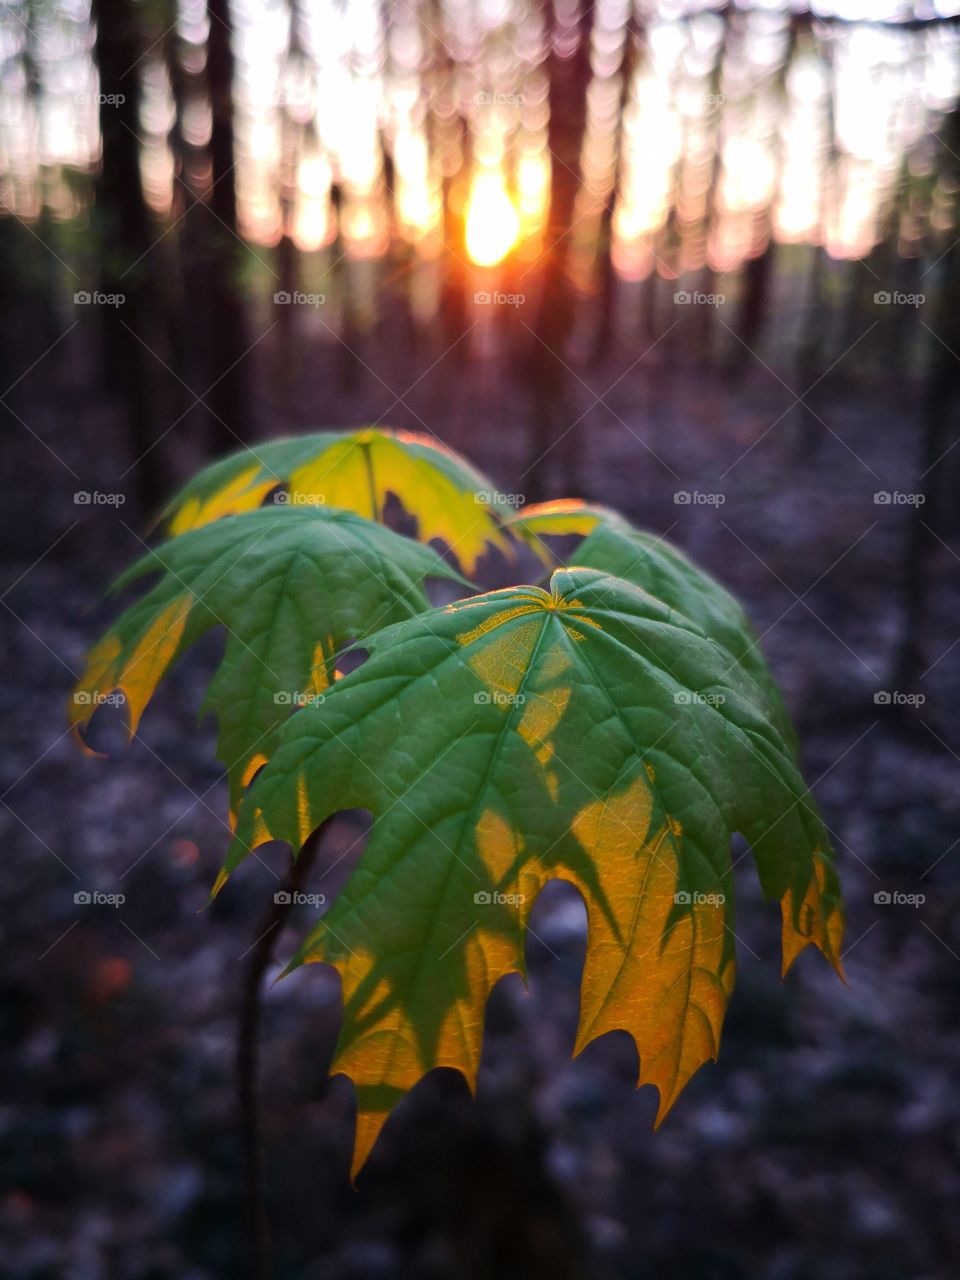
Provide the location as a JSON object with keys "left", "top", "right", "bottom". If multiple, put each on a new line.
{"left": 237, "top": 821, "right": 330, "bottom": 1280}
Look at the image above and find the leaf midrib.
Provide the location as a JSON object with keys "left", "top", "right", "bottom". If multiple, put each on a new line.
{"left": 332, "top": 605, "right": 559, "bottom": 1084}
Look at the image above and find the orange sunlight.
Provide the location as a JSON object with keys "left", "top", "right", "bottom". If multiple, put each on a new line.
{"left": 465, "top": 170, "right": 520, "bottom": 267}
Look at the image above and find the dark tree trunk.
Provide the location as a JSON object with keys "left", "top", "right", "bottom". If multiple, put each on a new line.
{"left": 272, "top": 6, "right": 306, "bottom": 418}
{"left": 895, "top": 155, "right": 960, "bottom": 688}
{"left": 728, "top": 14, "right": 799, "bottom": 376}
{"left": 203, "top": 0, "right": 251, "bottom": 453}
{"left": 91, "top": 0, "right": 170, "bottom": 514}
{"left": 162, "top": 11, "right": 202, "bottom": 428}
{"left": 590, "top": 16, "right": 639, "bottom": 369}
{"left": 733, "top": 242, "right": 775, "bottom": 364}
{"left": 795, "top": 33, "right": 838, "bottom": 460}
{"left": 522, "top": 1, "right": 595, "bottom": 499}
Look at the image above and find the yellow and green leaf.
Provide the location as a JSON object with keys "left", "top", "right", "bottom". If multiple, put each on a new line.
{"left": 504, "top": 498, "right": 612, "bottom": 563}
{"left": 70, "top": 506, "right": 464, "bottom": 816}
{"left": 222, "top": 567, "right": 844, "bottom": 1176}
{"left": 163, "top": 427, "right": 513, "bottom": 575}
{"left": 508, "top": 500, "right": 796, "bottom": 745}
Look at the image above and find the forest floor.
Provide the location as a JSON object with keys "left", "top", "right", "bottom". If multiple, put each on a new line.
{"left": 2, "top": 309, "right": 960, "bottom": 1280}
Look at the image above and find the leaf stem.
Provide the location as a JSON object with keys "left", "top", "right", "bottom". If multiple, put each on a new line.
{"left": 237, "top": 821, "right": 330, "bottom": 1280}
{"left": 360, "top": 440, "right": 381, "bottom": 523}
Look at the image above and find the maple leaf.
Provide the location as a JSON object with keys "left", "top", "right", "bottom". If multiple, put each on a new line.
{"left": 504, "top": 498, "right": 614, "bottom": 550}
{"left": 221, "top": 566, "right": 844, "bottom": 1176}
{"left": 69, "top": 506, "right": 464, "bottom": 815}
{"left": 162, "top": 426, "right": 512, "bottom": 575}
{"left": 507, "top": 500, "right": 796, "bottom": 743}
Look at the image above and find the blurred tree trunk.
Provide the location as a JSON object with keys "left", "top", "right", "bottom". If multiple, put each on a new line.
{"left": 162, "top": 13, "right": 200, "bottom": 429}
{"left": 91, "top": 0, "right": 169, "bottom": 514}
{"left": 693, "top": 23, "right": 730, "bottom": 372}
{"left": 895, "top": 108, "right": 960, "bottom": 689}
{"left": 330, "top": 183, "right": 363, "bottom": 392}
{"left": 1, "top": 12, "right": 54, "bottom": 393}
{"left": 203, "top": 0, "right": 250, "bottom": 453}
{"left": 732, "top": 243, "right": 775, "bottom": 367}
{"left": 589, "top": 191, "right": 618, "bottom": 369}
{"left": 274, "top": 206, "right": 298, "bottom": 413}
{"left": 589, "top": 15, "right": 639, "bottom": 369}
{"left": 522, "top": 1, "right": 595, "bottom": 499}
{"left": 0, "top": 220, "right": 23, "bottom": 394}
{"left": 272, "top": 3, "right": 307, "bottom": 416}
{"left": 728, "top": 14, "right": 800, "bottom": 375}
{"left": 795, "top": 35, "right": 837, "bottom": 460}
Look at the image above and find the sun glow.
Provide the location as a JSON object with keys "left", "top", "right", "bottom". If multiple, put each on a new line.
{"left": 465, "top": 171, "right": 520, "bottom": 267}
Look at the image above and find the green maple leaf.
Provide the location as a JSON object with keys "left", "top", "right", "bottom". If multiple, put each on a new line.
{"left": 70, "top": 506, "right": 464, "bottom": 815}
{"left": 506, "top": 500, "right": 794, "bottom": 742}
{"left": 221, "top": 566, "right": 844, "bottom": 1175}
{"left": 162, "top": 426, "right": 513, "bottom": 575}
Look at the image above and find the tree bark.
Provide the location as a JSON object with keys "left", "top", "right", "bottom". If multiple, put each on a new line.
{"left": 203, "top": 0, "right": 251, "bottom": 453}
{"left": 91, "top": 0, "right": 170, "bottom": 514}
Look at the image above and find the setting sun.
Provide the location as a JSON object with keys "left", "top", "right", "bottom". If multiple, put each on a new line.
{"left": 465, "top": 171, "right": 520, "bottom": 267}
